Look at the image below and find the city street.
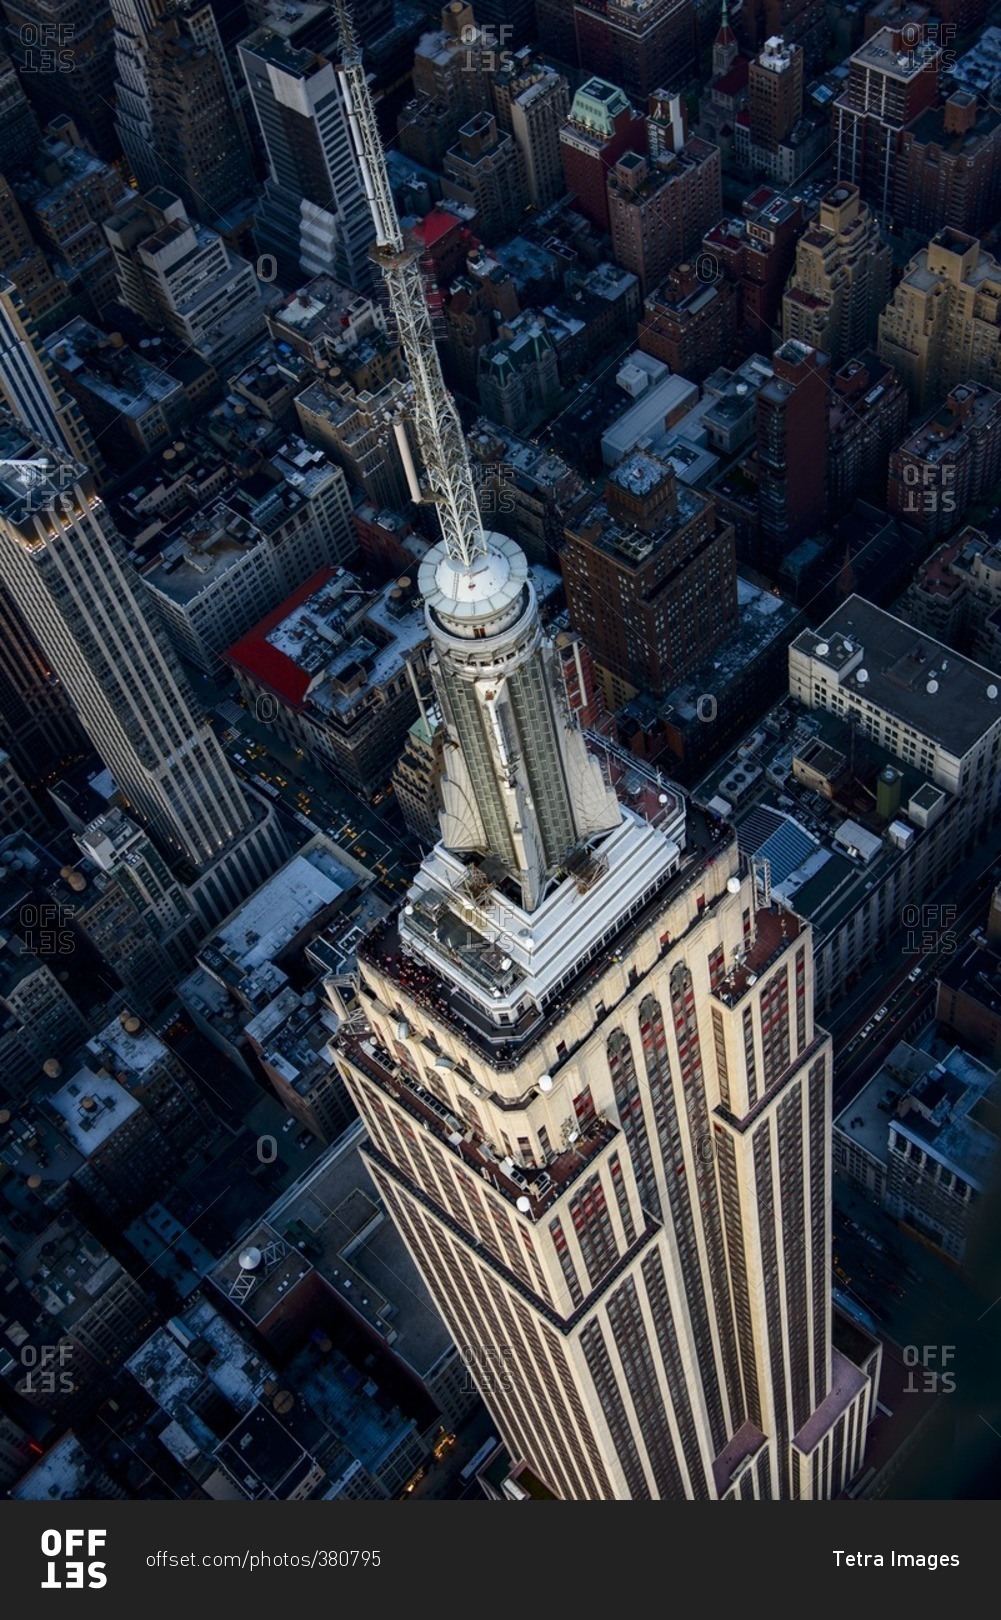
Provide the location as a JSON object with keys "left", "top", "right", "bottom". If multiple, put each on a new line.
{"left": 828, "top": 830, "right": 1001, "bottom": 1113}
{"left": 187, "top": 669, "right": 422, "bottom": 904}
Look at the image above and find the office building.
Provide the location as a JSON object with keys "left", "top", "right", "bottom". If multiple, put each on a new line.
{"left": 692, "top": 601, "right": 1001, "bottom": 1009}
{"left": 0, "top": 422, "right": 288, "bottom": 928}
{"left": 329, "top": 17, "right": 877, "bottom": 1497}
{"left": 0, "top": 575, "right": 88, "bottom": 788}
{"left": 789, "top": 599, "right": 1001, "bottom": 848}
{"left": 895, "top": 91, "right": 1001, "bottom": 240}
{"left": 397, "top": 2, "right": 493, "bottom": 169}
{"left": 748, "top": 36, "right": 803, "bottom": 150}
{"left": 937, "top": 942, "right": 1001, "bottom": 1067}
{"left": 491, "top": 53, "right": 570, "bottom": 211}
{"left": 392, "top": 715, "right": 445, "bottom": 849}
{"left": 0, "top": 279, "right": 102, "bottom": 472}
{"left": 546, "top": 0, "right": 694, "bottom": 104}
{"left": 0, "top": 175, "right": 70, "bottom": 332}
{"left": 0, "top": 46, "right": 41, "bottom": 174}
{"left": 878, "top": 230, "right": 1001, "bottom": 413}
{"left": 638, "top": 269, "right": 738, "bottom": 385}
{"left": 443, "top": 112, "right": 529, "bottom": 243}
{"left": 477, "top": 312, "right": 561, "bottom": 434}
{"left": 226, "top": 569, "right": 428, "bottom": 801}
{"left": 2, "top": 0, "right": 117, "bottom": 156}
{"left": 608, "top": 103, "right": 722, "bottom": 296}
{"left": 103, "top": 189, "right": 278, "bottom": 370}
{"left": 136, "top": 444, "right": 355, "bottom": 671}
{"left": 52, "top": 808, "right": 202, "bottom": 1013}
{"left": 826, "top": 352, "right": 908, "bottom": 513}
{"left": 112, "top": 0, "right": 252, "bottom": 223}
{"left": 702, "top": 187, "right": 804, "bottom": 346}
{"left": 833, "top": 26, "right": 940, "bottom": 218}
{"left": 239, "top": 28, "right": 374, "bottom": 289}
{"left": 562, "top": 452, "right": 738, "bottom": 708}
{"left": 755, "top": 338, "right": 829, "bottom": 574}
{"left": 332, "top": 568, "right": 877, "bottom": 1495}
{"left": 21, "top": 133, "right": 131, "bottom": 320}
{"left": 782, "top": 184, "right": 891, "bottom": 368}
{"left": 900, "top": 526, "right": 1001, "bottom": 669}
{"left": 887, "top": 383, "right": 1001, "bottom": 542}
{"left": 834, "top": 1041, "right": 998, "bottom": 1264}
{"left": 559, "top": 77, "right": 645, "bottom": 234}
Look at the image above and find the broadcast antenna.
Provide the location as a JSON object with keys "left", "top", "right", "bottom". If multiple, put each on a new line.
{"left": 334, "top": 1, "right": 486, "bottom": 567}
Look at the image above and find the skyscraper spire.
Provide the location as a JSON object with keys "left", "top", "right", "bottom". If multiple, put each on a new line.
{"left": 334, "top": 0, "right": 620, "bottom": 913}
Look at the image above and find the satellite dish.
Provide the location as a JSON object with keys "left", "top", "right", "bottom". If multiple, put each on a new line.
{"left": 726, "top": 876, "right": 741, "bottom": 894}
{"left": 658, "top": 793, "right": 668, "bottom": 804}
{"left": 43, "top": 1058, "right": 62, "bottom": 1078}
{"left": 516, "top": 1196, "right": 532, "bottom": 1213}
{"left": 926, "top": 680, "right": 938, "bottom": 694}
{"left": 404, "top": 902, "right": 414, "bottom": 914}
{"left": 989, "top": 685, "right": 998, "bottom": 700}
{"left": 815, "top": 642, "right": 829, "bottom": 656}
{"left": 538, "top": 1074, "right": 553, "bottom": 1092}
{"left": 239, "top": 1247, "right": 262, "bottom": 1271}
{"left": 857, "top": 669, "right": 868, "bottom": 684}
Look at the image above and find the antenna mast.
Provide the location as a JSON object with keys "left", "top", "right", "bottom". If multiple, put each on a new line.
{"left": 334, "top": 2, "right": 486, "bottom": 566}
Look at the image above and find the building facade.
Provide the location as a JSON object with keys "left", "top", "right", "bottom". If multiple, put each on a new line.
{"left": 331, "top": 508, "right": 876, "bottom": 1499}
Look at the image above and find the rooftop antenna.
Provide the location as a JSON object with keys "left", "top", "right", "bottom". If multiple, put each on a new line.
{"left": 334, "top": 0, "right": 486, "bottom": 568}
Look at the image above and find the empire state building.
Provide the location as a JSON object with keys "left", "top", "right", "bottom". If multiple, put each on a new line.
{"left": 330, "top": 518, "right": 881, "bottom": 1499}
{"left": 329, "top": 0, "right": 879, "bottom": 1499}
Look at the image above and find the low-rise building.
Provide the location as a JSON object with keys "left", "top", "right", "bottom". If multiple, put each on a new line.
{"left": 834, "top": 1040, "right": 999, "bottom": 1262}
{"left": 936, "top": 942, "right": 1001, "bottom": 1065}
{"left": 136, "top": 442, "right": 355, "bottom": 670}
{"left": 225, "top": 570, "right": 427, "bottom": 799}
{"left": 898, "top": 526, "right": 1001, "bottom": 668}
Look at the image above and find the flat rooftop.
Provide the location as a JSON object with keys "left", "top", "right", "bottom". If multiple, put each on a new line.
{"left": 792, "top": 596, "right": 1001, "bottom": 757}
{"left": 200, "top": 845, "right": 350, "bottom": 981}
{"left": 835, "top": 1040, "right": 1001, "bottom": 1186}
{"left": 46, "top": 1068, "right": 140, "bottom": 1155}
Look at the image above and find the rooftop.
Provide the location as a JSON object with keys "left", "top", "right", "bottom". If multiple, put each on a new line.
{"left": 199, "top": 843, "right": 351, "bottom": 997}
{"left": 835, "top": 1039, "right": 1001, "bottom": 1187}
{"left": 850, "top": 26, "right": 939, "bottom": 79}
{"left": 792, "top": 596, "right": 1001, "bottom": 757}
{"left": 45, "top": 1069, "right": 140, "bottom": 1155}
{"left": 226, "top": 566, "right": 428, "bottom": 715}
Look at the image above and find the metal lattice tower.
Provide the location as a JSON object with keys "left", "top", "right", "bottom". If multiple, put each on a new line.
{"left": 334, "top": 2, "right": 486, "bottom": 567}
